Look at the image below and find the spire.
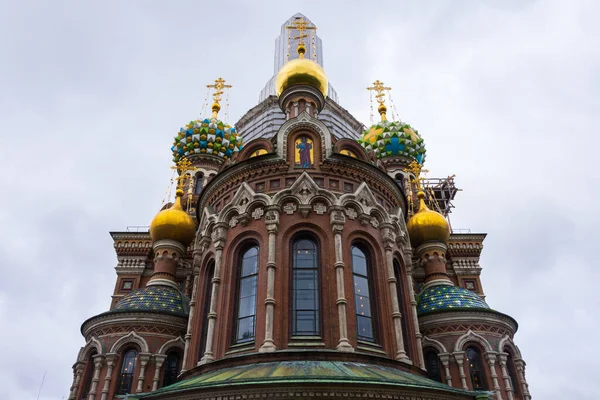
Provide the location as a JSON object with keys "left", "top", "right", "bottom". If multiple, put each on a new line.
{"left": 367, "top": 80, "right": 392, "bottom": 121}
{"left": 206, "top": 77, "right": 232, "bottom": 118}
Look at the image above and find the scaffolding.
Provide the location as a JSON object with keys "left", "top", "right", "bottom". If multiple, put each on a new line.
{"left": 421, "top": 175, "right": 461, "bottom": 230}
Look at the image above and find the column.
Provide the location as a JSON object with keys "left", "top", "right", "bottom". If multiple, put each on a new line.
{"left": 152, "top": 354, "right": 166, "bottom": 391}
{"left": 136, "top": 353, "right": 151, "bottom": 393}
{"left": 485, "top": 351, "right": 503, "bottom": 400}
{"left": 260, "top": 209, "right": 279, "bottom": 352}
{"left": 331, "top": 209, "right": 353, "bottom": 351}
{"left": 382, "top": 226, "right": 409, "bottom": 361}
{"left": 88, "top": 355, "right": 105, "bottom": 400}
{"left": 200, "top": 224, "right": 227, "bottom": 364}
{"left": 100, "top": 353, "right": 117, "bottom": 400}
{"left": 439, "top": 353, "right": 453, "bottom": 386}
{"left": 404, "top": 249, "right": 425, "bottom": 369}
{"left": 515, "top": 359, "right": 532, "bottom": 400}
{"left": 498, "top": 353, "right": 515, "bottom": 400}
{"left": 453, "top": 351, "right": 468, "bottom": 390}
{"left": 68, "top": 362, "right": 85, "bottom": 400}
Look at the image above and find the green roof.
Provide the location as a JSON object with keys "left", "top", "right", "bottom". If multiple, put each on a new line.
{"left": 129, "top": 360, "right": 484, "bottom": 399}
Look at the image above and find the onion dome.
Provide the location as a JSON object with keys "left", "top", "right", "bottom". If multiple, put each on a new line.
{"left": 171, "top": 116, "right": 242, "bottom": 163}
{"left": 417, "top": 285, "right": 489, "bottom": 316}
{"left": 113, "top": 285, "right": 190, "bottom": 317}
{"left": 275, "top": 42, "right": 328, "bottom": 98}
{"left": 406, "top": 191, "right": 450, "bottom": 248}
{"left": 357, "top": 118, "right": 426, "bottom": 163}
{"left": 149, "top": 189, "right": 196, "bottom": 246}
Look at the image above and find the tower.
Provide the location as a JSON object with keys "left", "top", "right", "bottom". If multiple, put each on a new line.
{"left": 68, "top": 14, "right": 530, "bottom": 400}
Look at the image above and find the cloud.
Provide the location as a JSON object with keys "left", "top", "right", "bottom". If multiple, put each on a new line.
{"left": 0, "top": 1, "right": 597, "bottom": 399}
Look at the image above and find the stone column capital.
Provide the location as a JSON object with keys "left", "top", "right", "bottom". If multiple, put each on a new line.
{"left": 211, "top": 223, "right": 228, "bottom": 248}
{"left": 92, "top": 354, "right": 105, "bottom": 368}
{"left": 330, "top": 209, "right": 346, "bottom": 233}
{"left": 438, "top": 352, "right": 451, "bottom": 364}
{"left": 453, "top": 351, "right": 466, "bottom": 363}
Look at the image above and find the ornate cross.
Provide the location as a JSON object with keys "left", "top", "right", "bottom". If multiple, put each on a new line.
{"left": 206, "top": 77, "right": 232, "bottom": 106}
{"left": 170, "top": 157, "right": 197, "bottom": 191}
{"left": 404, "top": 160, "right": 429, "bottom": 190}
{"left": 367, "top": 80, "right": 391, "bottom": 108}
{"left": 287, "top": 17, "right": 316, "bottom": 46}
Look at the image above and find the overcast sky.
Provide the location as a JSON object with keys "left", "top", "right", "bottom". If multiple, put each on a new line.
{"left": 0, "top": 1, "right": 598, "bottom": 399}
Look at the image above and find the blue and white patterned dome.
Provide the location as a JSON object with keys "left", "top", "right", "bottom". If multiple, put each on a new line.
{"left": 113, "top": 286, "right": 190, "bottom": 317}
{"left": 417, "top": 285, "right": 489, "bottom": 316}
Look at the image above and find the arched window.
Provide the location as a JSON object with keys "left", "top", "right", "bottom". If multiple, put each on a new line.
{"left": 291, "top": 238, "right": 320, "bottom": 336}
{"left": 234, "top": 246, "right": 259, "bottom": 343}
{"left": 199, "top": 261, "right": 215, "bottom": 358}
{"left": 351, "top": 245, "right": 377, "bottom": 342}
{"left": 466, "top": 346, "right": 487, "bottom": 390}
{"left": 249, "top": 148, "right": 268, "bottom": 158}
{"left": 162, "top": 350, "right": 181, "bottom": 387}
{"left": 393, "top": 260, "right": 411, "bottom": 357}
{"left": 505, "top": 350, "right": 521, "bottom": 398}
{"left": 395, "top": 173, "right": 404, "bottom": 188}
{"left": 116, "top": 348, "right": 137, "bottom": 395}
{"left": 194, "top": 174, "right": 203, "bottom": 194}
{"left": 423, "top": 348, "right": 443, "bottom": 382}
{"left": 79, "top": 352, "right": 96, "bottom": 400}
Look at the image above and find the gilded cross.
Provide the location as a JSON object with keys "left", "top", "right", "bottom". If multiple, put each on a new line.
{"left": 170, "top": 157, "right": 197, "bottom": 191}
{"left": 404, "top": 160, "right": 429, "bottom": 190}
{"left": 367, "top": 80, "right": 392, "bottom": 107}
{"left": 287, "top": 17, "right": 316, "bottom": 46}
{"left": 206, "top": 77, "right": 232, "bottom": 105}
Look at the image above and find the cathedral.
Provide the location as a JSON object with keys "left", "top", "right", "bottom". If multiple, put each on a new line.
{"left": 68, "top": 14, "right": 531, "bottom": 400}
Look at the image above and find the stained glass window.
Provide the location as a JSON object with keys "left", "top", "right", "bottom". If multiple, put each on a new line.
{"left": 294, "top": 136, "right": 314, "bottom": 168}
{"left": 466, "top": 347, "right": 487, "bottom": 390}
{"left": 340, "top": 149, "right": 357, "bottom": 158}
{"left": 194, "top": 174, "right": 203, "bottom": 194}
{"left": 162, "top": 351, "right": 180, "bottom": 387}
{"left": 235, "top": 246, "right": 259, "bottom": 343}
{"left": 292, "top": 239, "right": 320, "bottom": 336}
{"left": 116, "top": 349, "right": 137, "bottom": 394}
{"left": 199, "top": 261, "right": 215, "bottom": 358}
{"left": 424, "top": 348, "right": 443, "bottom": 382}
{"left": 249, "top": 149, "right": 268, "bottom": 158}
{"left": 352, "top": 246, "right": 377, "bottom": 342}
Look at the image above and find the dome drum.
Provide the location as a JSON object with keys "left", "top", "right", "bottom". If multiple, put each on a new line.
{"left": 278, "top": 84, "right": 326, "bottom": 116}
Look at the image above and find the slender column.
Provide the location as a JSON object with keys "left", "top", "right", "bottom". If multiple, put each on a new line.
{"left": 87, "top": 355, "right": 105, "bottom": 400}
{"left": 515, "top": 359, "right": 531, "bottom": 400}
{"left": 152, "top": 354, "right": 166, "bottom": 391}
{"left": 453, "top": 351, "right": 469, "bottom": 390}
{"left": 485, "top": 351, "right": 503, "bottom": 400}
{"left": 403, "top": 249, "right": 425, "bottom": 369}
{"left": 182, "top": 269, "right": 199, "bottom": 370}
{"left": 100, "top": 353, "right": 117, "bottom": 400}
{"left": 382, "top": 226, "right": 409, "bottom": 361}
{"left": 200, "top": 224, "right": 227, "bottom": 364}
{"left": 498, "top": 353, "right": 515, "bottom": 400}
{"left": 136, "top": 353, "right": 151, "bottom": 393}
{"left": 331, "top": 209, "right": 353, "bottom": 351}
{"left": 260, "top": 209, "right": 279, "bottom": 352}
{"left": 69, "top": 362, "right": 85, "bottom": 400}
{"left": 439, "top": 353, "right": 453, "bottom": 386}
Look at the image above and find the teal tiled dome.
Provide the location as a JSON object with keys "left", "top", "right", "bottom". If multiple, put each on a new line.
{"left": 417, "top": 285, "right": 489, "bottom": 316}
{"left": 357, "top": 120, "right": 426, "bottom": 164}
{"left": 113, "top": 286, "right": 190, "bottom": 317}
{"left": 171, "top": 118, "right": 243, "bottom": 163}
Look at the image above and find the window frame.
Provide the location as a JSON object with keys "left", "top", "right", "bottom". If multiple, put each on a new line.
{"left": 393, "top": 259, "right": 411, "bottom": 357}
{"left": 199, "top": 261, "right": 215, "bottom": 359}
{"left": 161, "top": 350, "right": 181, "bottom": 387}
{"left": 350, "top": 243, "right": 379, "bottom": 344}
{"left": 232, "top": 244, "right": 260, "bottom": 345}
{"left": 116, "top": 348, "right": 138, "bottom": 395}
{"left": 290, "top": 235, "right": 322, "bottom": 338}
{"left": 423, "top": 347, "right": 443, "bottom": 383}
{"left": 466, "top": 345, "right": 488, "bottom": 390}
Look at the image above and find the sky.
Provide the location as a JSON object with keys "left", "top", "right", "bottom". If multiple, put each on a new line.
{"left": 0, "top": 0, "right": 598, "bottom": 399}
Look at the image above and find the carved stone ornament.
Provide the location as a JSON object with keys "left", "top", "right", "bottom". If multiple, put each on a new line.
{"left": 252, "top": 208, "right": 264, "bottom": 220}
{"left": 345, "top": 208, "right": 358, "bottom": 220}
{"left": 370, "top": 217, "right": 380, "bottom": 228}
{"left": 265, "top": 210, "right": 279, "bottom": 224}
{"left": 283, "top": 203, "right": 297, "bottom": 215}
{"left": 313, "top": 203, "right": 327, "bottom": 215}
{"left": 229, "top": 216, "right": 239, "bottom": 228}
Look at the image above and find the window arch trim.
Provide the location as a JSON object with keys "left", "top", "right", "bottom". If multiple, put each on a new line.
{"left": 350, "top": 242, "right": 379, "bottom": 344}
{"left": 232, "top": 243, "right": 260, "bottom": 345}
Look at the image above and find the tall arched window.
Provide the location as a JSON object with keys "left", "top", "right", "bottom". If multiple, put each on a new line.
{"left": 291, "top": 238, "right": 320, "bottom": 336}
{"left": 199, "top": 261, "right": 215, "bottom": 358}
{"left": 423, "top": 348, "right": 443, "bottom": 383}
{"left": 234, "top": 246, "right": 259, "bottom": 343}
{"left": 79, "top": 352, "right": 96, "bottom": 400}
{"left": 116, "top": 348, "right": 137, "bottom": 395}
{"left": 505, "top": 350, "right": 521, "bottom": 398}
{"left": 466, "top": 346, "right": 487, "bottom": 390}
{"left": 351, "top": 245, "right": 377, "bottom": 342}
{"left": 194, "top": 174, "right": 203, "bottom": 194}
{"left": 162, "top": 350, "right": 181, "bottom": 387}
{"left": 393, "top": 260, "right": 411, "bottom": 357}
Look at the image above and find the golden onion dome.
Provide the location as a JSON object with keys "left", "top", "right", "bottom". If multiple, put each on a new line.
{"left": 149, "top": 189, "right": 196, "bottom": 247}
{"left": 275, "top": 44, "right": 328, "bottom": 98}
{"left": 407, "top": 191, "right": 450, "bottom": 248}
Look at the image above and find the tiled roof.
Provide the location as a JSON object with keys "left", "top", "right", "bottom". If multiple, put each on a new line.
{"left": 129, "top": 360, "right": 483, "bottom": 399}
{"left": 113, "top": 286, "right": 189, "bottom": 317}
{"left": 417, "top": 285, "right": 490, "bottom": 316}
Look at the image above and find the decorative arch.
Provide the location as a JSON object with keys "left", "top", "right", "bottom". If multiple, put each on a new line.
{"left": 338, "top": 182, "right": 391, "bottom": 224}
{"left": 157, "top": 336, "right": 185, "bottom": 355}
{"left": 498, "top": 335, "right": 523, "bottom": 359}
{"left": 272, "top": 171, "right": 337, "bottom": 208}
{"left": 237, "top": 138, "right": 273, "bottom": 160}
{"left": 109, "top": 331, "right": 150, "bottom": 354}
{"left": 422, "top": 335, "right": 448, "bottom": 354}
{"left": 454, "top": 329, "right": 492, "bottom": 352}
{"left": 277, "top": 111, "right": 333, "bottom": 162}
{"left": 334, "top": 138, "right": 370, "bottom": 162}
{"left": 77, "top": 336, "right": 104, "bottom": 361}
{"left": 217, "top": 182, "right": 271, "bottom": 225}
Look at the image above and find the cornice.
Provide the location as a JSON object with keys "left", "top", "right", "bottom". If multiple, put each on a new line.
{"left": 81, "top": 310, "right": 188, "bottom": 338}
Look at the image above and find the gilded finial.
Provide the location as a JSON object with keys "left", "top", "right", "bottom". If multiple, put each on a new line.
{"left": 287, "top": 17, "right": 316, "bottom": 59}
{"left": 206, "top": 77, "right": 232, "bottom": 118}
{"left": 367, "top": 80, "right": 392, "bottom": 121}
{"left": 404, "top": 160, "right": 429, "bottom": 191}
{"left": 170, "top": 157, "right": 197, "bottom": 193}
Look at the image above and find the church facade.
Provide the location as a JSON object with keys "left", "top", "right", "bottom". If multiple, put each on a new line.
{"left": 68, "top": 14, "right": 531, "bottom": 400}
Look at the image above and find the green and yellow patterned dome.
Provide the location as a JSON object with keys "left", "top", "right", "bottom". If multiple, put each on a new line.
{"left": 358, "top": 118, "right": 426, "bottom": 164}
